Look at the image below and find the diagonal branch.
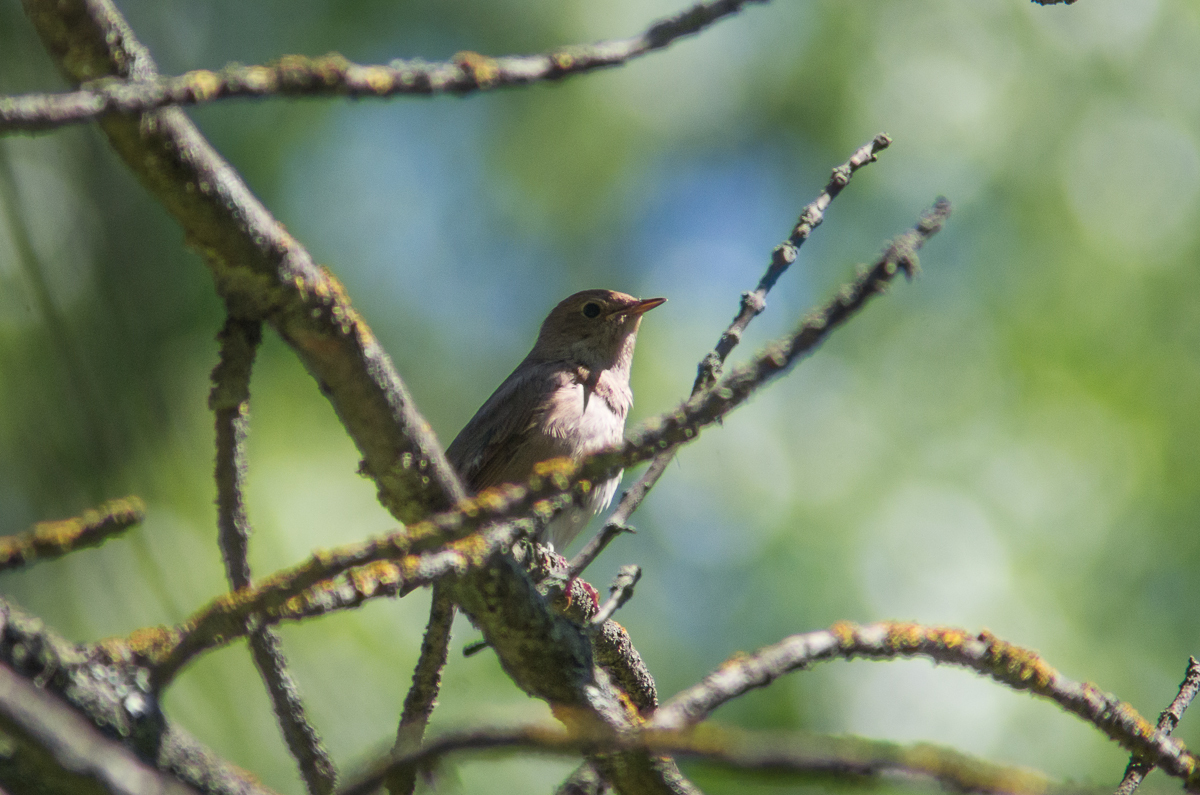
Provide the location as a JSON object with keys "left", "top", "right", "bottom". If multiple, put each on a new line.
{"left": 570, "top": 133, "right": 892, "bottom": 578}
{"left": 120, "top": 198, "right": 949, "bottom": 683}
{"left": 0, "top": 496, "right": 145, "bottom": 572}
{"left": 2, "top": 0, "right": 766, "bottom": 133}
{"left": 651, "top": 621, "right": 1200, "bottom": 790}
{"left": 1113, "top": 656, "right": 1200, "bottom": 795}
{"left": 210, "top": 316, "right": 337, "bottom": 795}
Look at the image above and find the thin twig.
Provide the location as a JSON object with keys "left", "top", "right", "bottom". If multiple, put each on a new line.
{"left": 126, "top": 199, "right": 949, "bottom": 684}
{"left": 566, "top": 523, "right": 633, "bottom": 580}
{"left": 0, "top": 496, "right": 145, "bottom": 573}
{"left": 1, "top": 0, "right": 766, "bottom": 133}
{"left": 570, "top": 134, "right": 892, "bottom": 577}
{"left": 590, "top": 566, "right": 642, "bottom": 629}
{"left": 210, "top": 317, "right": 336, "bottom": 795}
{"left": 338, "top": 722, "right": 1062, "bottom": 795}
{"left": 387, "top": 582, "right": 456, "bottom": 795}
{"left": 651, "top": 621, "right": 1200, "bottom": 790}
{"left": 1114, "top": 656, "right": 1200, "bottom": 795}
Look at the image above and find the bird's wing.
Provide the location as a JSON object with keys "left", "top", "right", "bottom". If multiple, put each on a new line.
{"left": 445, "top": 362, "right": 570, "bottom": 493}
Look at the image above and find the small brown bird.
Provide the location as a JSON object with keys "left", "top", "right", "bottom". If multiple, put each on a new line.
{"left": 446, "top": 289, "right": 665, "bottom": 551}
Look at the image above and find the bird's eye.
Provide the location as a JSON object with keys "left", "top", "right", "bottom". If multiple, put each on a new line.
{"left": 582, "top": 302, "right": 602, "bottom": 319}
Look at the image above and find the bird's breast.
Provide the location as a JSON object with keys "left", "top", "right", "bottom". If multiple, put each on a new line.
{"left": 541, "top": 373, "right": 629, "bottom": 458}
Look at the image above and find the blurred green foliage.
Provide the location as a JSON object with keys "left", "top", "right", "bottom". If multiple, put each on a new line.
{"left": 2, "top": 0, "right": 1200, "bottom": 792}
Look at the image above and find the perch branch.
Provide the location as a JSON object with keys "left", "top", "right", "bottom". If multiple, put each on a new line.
{"left": 2, "top": 0, "right": 765, "bottom": 133}
{"left": 0, "top": 496, "right": 145, "bottom": 572}
{"left": 210, "top": 316, "right": 336, "bottom": 795}
{"left": 125, "top": 198, "right": 947, "bottom": 683}
{"left": 570, "top": 133, "right": 892, "bottom": 577}
{"left": 652, "top": 621, "right": 1200, "bottom": 789}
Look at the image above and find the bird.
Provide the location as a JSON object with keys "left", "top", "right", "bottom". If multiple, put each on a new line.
{"left": 446, "top": 289, "right": 665, "bottom": 551}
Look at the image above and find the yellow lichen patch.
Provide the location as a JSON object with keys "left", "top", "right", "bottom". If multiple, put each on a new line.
{"left": 533, "top": 457, "right": 578, "bottom": 491}
{"left": 184, "top": 69, "right": 222, "bottom": 101}
{"left": 716, "top": 650, "right": 751, "bottom": 672}
{"left": 927, "top": 625, "right": 970, "bottom": 652}
{"left": 311, "top": 53, "right": 351, "bottom": 85}
{"left": 1114, "top": 701, "right": 1157, "bottom": 741}
{"left": 980, "top": 631, "right": 1055, "bottom": 690}
{"left": 615, "top": 689, "right": 645, "bottom": 725}
{"left": 124, "top": 624, "right": 182, "bottom": 661}
{"left": 551, "top": 51, "right": 575, "bottom": 70}
{"left": 450, "top": 529, "right": 492, "bottom": 564}
{"left": 241, "top": 65, "right": 277, "bottom": 92}
{"left": 452, "top": 51, "right": 501, "bottom": 87}
{"left": 360, "top": 65, "right": 394, "bottom": 93}
{"left": 829, "top": 620, "right": 858, "bottom": 648}
{"left": 475, "top": 483, "right": 524, "bottom": 513}
{"left": 884, "top": 621, "right": 925, "bottom": 652}
{"left": 91, "top": 636, "right": 136, "bottom": 664}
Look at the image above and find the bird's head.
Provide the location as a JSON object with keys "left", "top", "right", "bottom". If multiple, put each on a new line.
{"left": 530, "top": 289, "right": 665, "bottom": 371}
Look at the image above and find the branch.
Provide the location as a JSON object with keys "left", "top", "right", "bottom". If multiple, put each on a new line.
{"left": 101, "top": 521, "right": 524, "bottom": 687}
{"left": 589, "top": 566, "right": 642, "bottom": 629}
{"left": 338, "top": 723, "right": 1063, "bottom": 795}
{"left": 387, "top": 582, "right": 456, "bottom": 795}
{"left": 120, "top": 195, "right": 946, "bottom": 684}
{"left": 111, "top": 198, "right": 949, "bottom": 685}
{"left": 0, "top": 496, "right": 145, "bottom": 572}
{"left": 2, "top": 0, "right": 765, "bottom": 133}
{"left": 17, "top": 11, "right": 679, "bottom": 788}
{"left": 1114, "top": 656, "right": 1200, "bottom": 795}
{"left": 19, "top": 5, "right": 926, "bottom": 793}
{"left": 0, "top": 597, "right": 277, "bottom": 795}
{"left": 570, "top": 133, "right": 892, "bottom": 578}
{"left": 210, "top": 317, "right": 336, "bottom": 795}
{"left": 0, "top": 661, "right": 198, "bottom": 795}
{"left": 651, "top": 621, "right": 1200, "bottom": 789}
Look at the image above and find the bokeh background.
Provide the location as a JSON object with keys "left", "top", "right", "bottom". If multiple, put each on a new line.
{"left": 2, "top": 0, "right": 1199, "bottom": 792}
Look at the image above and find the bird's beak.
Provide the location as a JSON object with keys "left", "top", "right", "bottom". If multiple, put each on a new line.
{"left": 616, "top": 297, "right": 666, "bottom": 318}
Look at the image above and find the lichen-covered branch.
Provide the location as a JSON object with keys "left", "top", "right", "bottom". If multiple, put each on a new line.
{"left": 0, "top": 496, "right": 145, "bottom": 572}
{"left": 2, "top": 0, "right": 765, "bottom": 133}
{"left": 18, "top": 4, "right": 943, "bottom": 793}
{"left": 0, "top": 597, "right": 275, "bottom": 795}
{"left": 387, "top": 582, "right": 456, "bottom": 795}
{"left": 100, "top": 522, "right": 525, "bottom": 686}
{"left": 340, "top": 723, "right": 1061, "bottom": 795}
{"left": 119, "top": 199, "right": 947, "bottom": 685}
{"left": 211, "top": 317, "right": 336, "bottom": 795}
{"left": 652, "top": 621, "right": 1200, "bottom": 789}
{"left": 571, "top": 133, "right": 892, "bottom": 577}
{"left": 1114, "top": 656, "right": 1200, "bottom": 795}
